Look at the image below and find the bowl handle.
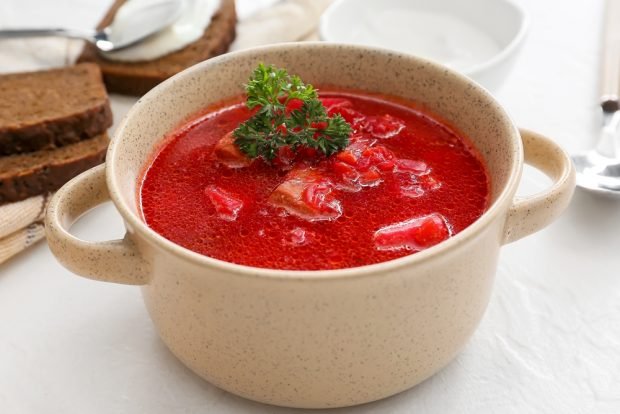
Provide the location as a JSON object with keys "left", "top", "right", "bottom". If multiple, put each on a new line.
{"left": 502, "top": 129, "right": 576, "bottom": 244}
{"left": 45, "top": 164, "right": 150, "bottom": 285}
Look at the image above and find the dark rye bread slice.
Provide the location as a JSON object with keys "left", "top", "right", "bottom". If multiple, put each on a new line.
{"left": 0, "top": 134, "right": 109, "bottom": 204}
{"left": 0, "top": 63, "right": 112, "bottom": 155}
{"left": 78, "top": 0, "right": 237, "bottom": 96}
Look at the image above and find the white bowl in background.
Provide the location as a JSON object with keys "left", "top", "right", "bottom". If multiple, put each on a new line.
{"left": 319, "top": 0, "right": 528, "bottom": 90}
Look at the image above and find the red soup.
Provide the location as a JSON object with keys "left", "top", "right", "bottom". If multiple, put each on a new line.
{"left": 140, "top": 91, "right": 490, "bottom": 270}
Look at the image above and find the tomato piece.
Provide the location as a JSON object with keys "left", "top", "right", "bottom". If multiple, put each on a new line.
{"left": 359, "top": 168, "right": 383, "bottom": 187}
{"left": 276, "top": 123, "right": 288, "bottom": 134}
{"left": 377, "top": 160, "right": 395, "bottom": 172}
{"left": 332, "top": 161, "right": 356, "bottom": 175}
{"left": 355, "top": 145, "right": 394, "bottom": 172}
{"left": 273, "top": 145, "right": 295, "bottom": 167}
{"left": 298, "top": 147, "right": 318, "bottom": 159}
{"left": 311, "top": 121, "right": 328, "bottom": 130}
{"left": 363, "top": 145, "right": 394, "bottom": 162}
{"left": 285, "top": 98, "right": 304, "bottom": 113}
{"left": 336, "top": 150, "right": 358, "bottom": 165}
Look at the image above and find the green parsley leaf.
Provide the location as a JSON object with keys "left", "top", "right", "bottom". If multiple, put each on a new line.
{"left": 233, "top": 63, "right": 351, "bottom": 161}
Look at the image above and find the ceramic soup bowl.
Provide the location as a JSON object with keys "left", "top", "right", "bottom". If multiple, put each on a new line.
{"left": 46, "top": 43, "right": 575, "bottom": 409}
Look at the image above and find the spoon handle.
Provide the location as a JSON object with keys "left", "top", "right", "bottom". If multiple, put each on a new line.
{"left": 601, "top": 0, "right": 620, "bottom": 111}
{"left": 0, "top": 28, "right": 96, "bottom": 43}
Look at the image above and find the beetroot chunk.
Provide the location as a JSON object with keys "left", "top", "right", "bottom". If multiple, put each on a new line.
{"left": 361, "top": 114, "right": 405, "bottom": 139}
{"left": 373, "top": 213, "right": 451, "bottom": 252}
{"left": 205, "top": 185, "right": 244, "bottom": 221}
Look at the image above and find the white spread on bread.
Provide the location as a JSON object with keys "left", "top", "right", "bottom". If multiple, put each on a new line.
{"left": 103, "top": 0, "right": 222, "bottom": 62}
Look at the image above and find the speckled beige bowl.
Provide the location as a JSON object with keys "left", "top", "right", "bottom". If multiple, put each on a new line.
{"left": 45, "top": 43, "right": 575, "bottom": 409}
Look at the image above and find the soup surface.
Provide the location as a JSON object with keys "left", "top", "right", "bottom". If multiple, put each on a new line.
{"left": 140, "top": 91, "right": 489, "bottom": 270}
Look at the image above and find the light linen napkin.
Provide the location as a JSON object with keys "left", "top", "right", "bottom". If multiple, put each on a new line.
{"left": 0, "top": 0, "right": 331, "bottom": 264}
{"left": 0, "top": 195, "right": 49, "bottom": 264}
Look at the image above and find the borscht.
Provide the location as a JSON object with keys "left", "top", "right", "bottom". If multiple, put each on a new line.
{"left": 139, "top": 65, "right": 490, "bottom": 270}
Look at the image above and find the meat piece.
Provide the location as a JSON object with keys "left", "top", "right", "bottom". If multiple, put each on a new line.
{"left": 205, "top": 185, "right": 244, "bottom": 221}
{"left": 213, "top": 131, "right": 251, "bottom": 168}
{"left": 373, "top": 213, "right": 451, "bottom": 252}
{"left": 269, "top": 168, "right": 342, "bottom": 221}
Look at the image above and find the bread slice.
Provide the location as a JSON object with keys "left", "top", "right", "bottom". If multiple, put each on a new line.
{"left": 0, "top": 63, "right": 112, "bottom": 155}
{"left": 0, "top": 134, "right": 109, "bottom": 204}
{"left": 78, "top": 0, "right": 237, "bottom": 96}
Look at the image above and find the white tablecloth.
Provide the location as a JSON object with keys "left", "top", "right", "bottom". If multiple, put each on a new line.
{"left": 1, "top": 1, "right": 619, "bottom": 413}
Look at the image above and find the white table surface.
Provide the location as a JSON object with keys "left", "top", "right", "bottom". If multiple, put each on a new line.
{"left": 1, "top": 1, "right": 620, "bottom": 413}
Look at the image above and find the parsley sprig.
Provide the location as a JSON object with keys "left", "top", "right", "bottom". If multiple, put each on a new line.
{"left": 233, "top": 64, "right": 351, "bottom": 161}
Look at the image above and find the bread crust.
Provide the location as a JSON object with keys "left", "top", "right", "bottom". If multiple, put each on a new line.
{"left": 0, "top": 64, "right": 113, "bottom": 155}
{"left": 78, "top": 0, "right": 237, "bottom": 95}
{"left": 0, "top": 134, "right": 109, "bottom": 204}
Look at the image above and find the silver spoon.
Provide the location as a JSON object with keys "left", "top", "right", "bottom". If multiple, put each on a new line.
{"left": 0, "top": 0, "right": 184, "bottom": 53}
{"left": 572, "top": 0, "right": 620, "bottom": 197}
